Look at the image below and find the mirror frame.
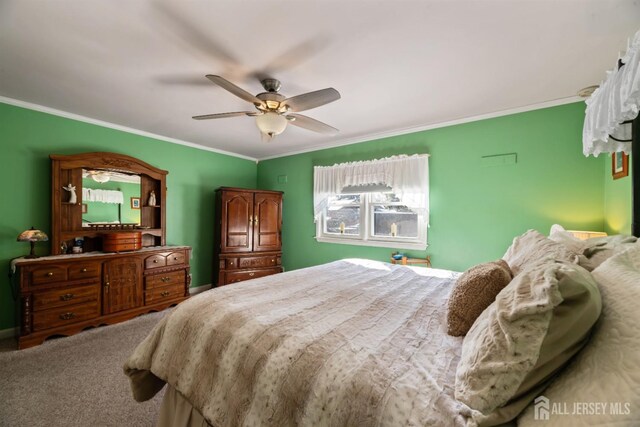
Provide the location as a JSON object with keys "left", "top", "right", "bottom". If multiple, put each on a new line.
{"left": 50, "top": 152, "right": 168, "bottom": 255}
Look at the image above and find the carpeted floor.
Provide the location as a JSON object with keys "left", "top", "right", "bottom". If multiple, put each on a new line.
{"left": 0, "top": 311, "right": 168, "bottom": 427}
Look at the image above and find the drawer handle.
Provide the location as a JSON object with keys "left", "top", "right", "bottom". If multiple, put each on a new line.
{"left": 173, "top": 257, "right": 178, "bottom": 261}
{"left": 229, "top": 261, "right": 234, "bottom": 265}
{"left": 81, "top": 268, "right": 88, "bottom": 273}
{"left": 271, "top": 259, "right": 275, "bottom": 263}
{"left": 153, "top": 259, "right": 158, "bottom": 263}
{"left": 59, "top": 312, "right": 75, "bottom": 320}
{"left": 60, "top": 293, "right": 74, "bottom": 301}
{"left": 249, "top": 273, "right": 255, "bottom": 277}
{"left": 161, "top": 291, "right": 170, "bottom": 297}
{"left": 47, "top": 272, "right": 54, "bottom": 277}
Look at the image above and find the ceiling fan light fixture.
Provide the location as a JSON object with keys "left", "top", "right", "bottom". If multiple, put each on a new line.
{"left": 255, "top": 112, "right": 287, "bottom": 136}
{"left": 92, "top": 171, "right": 111, "bottom": 183}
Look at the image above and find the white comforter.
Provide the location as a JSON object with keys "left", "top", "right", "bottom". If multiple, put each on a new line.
{"left": 125, "top": 259, "right": 475, "bottom": 426}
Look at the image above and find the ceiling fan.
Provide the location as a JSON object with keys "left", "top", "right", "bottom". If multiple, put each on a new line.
{"left": 193, "top": 75, "right": 341, "bottom": 140}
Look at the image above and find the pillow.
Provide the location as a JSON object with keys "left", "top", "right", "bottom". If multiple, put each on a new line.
{"left": 549, "top": 229, "right": 589, "bottom": 256}
{"left": 446, "top": 259, "right": 513, "bottom": 337}
{"left": 455, "top": 261, "right": 602, "bottom": 426}
{"left": 503, "top": 230, "right": 578, "bottom": 275}
{"left": 579, "top": 235, "right": 638, "bottom": 271}
{"left": 548, "top": 230, "right": 638, "bottom": 271}
{"left": 518, "top": 244, "right": 640, "bottom": 426}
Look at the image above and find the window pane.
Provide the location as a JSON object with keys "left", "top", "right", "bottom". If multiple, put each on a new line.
{"left": 327, "top": 194, "right": 361, "bottom": 208}
{"left": 326, "top": 206, "right": 360, "bottom": 235}
{"left": 369, "top": 192, "right": 401, "bottom": 203}
{"left": 373, "top": 205, "right": 417, "bottom": 237}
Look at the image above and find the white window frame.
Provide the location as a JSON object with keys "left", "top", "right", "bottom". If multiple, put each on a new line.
{"left": 316, "top": 192, "right": 428, "bottom": 250}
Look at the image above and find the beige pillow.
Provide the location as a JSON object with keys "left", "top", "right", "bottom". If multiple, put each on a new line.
{"left": 447, "top": 260, "right": 513, "bottom": 337}
{"left": 455, "top": 261, "right": 602, "bottom": 426}
{"left": 503, "top": 230, "right": 578, "bottom": 275}
{"left": 518, "top": 244, "right": 640, "bottom": 426}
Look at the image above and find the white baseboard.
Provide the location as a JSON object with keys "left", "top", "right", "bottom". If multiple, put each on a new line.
{"left": 189, "top": 284, "right": 212, "bottom": 295}
{"left": 0, "top": 327, "right": 17, "bottom": 340}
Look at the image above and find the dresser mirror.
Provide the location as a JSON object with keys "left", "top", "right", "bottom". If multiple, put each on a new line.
{"left": 51, "top": 152, "right": 167, "bottom": 255}
{"left": 81, "top": 169, "right": 141, "bottom": 226}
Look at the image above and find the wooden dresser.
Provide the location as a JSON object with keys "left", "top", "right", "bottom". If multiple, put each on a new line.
{"left": 13, "top": 246, "right": 191, "bottom": 349}
{"left": 214, "top": 188, "right": 283, "bottom": 286}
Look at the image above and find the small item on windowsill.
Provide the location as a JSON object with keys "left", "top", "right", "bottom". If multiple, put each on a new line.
{"left": 392, "top": 253, "right": 404, "bottom": 260}
{"left": 391, "top": 223, "right": 398, "bottom": 237}
{"left": 339, "top": 222, "right": 345, "bottom": 234}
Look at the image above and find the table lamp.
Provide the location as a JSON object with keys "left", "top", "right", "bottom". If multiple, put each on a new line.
{"left": 17, "top": 227, "right": 49, "bottom": 258}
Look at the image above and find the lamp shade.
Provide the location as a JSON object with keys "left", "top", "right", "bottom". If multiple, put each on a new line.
{"left": 255, "top": 112, "right": 287, "bottom": 136}
{"left": 17, "top": 227, "right": 49, "bottom": 242}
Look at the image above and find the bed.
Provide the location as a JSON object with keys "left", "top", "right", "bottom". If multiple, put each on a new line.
{"left": 125, "top": 232, "right": 640, "bottom": 427}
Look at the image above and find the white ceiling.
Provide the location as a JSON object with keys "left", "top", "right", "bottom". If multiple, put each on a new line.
{"left": 1, "top": 1, "right": 639, "bottom": 160}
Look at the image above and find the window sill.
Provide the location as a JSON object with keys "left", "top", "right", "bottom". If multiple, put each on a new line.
{"left": 315, "top": 236, "right": 427, "bottom": 250}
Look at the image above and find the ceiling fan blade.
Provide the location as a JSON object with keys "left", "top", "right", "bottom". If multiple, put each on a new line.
{"left": 206, "top": 75, "right": 264, "bottom": 106}
{"left": 287, "top": 113, "right": 338, "bottom": 134}
{"left": 192, "top": 111, "right": 254, "bottom": 120}
{"left": 283, "top": 88, "right": 340, "bottom": 112}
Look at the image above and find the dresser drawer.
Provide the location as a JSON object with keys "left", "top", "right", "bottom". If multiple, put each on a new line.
{"left": 145, "top": 270, "right": 186, "bottom": 289}
{"left": 225, "top": 267, "right": 281, "bottom": 285}
{"left": 145, "top": 254, "right": 167, "bottom": 269}
{"left": 31, "top": 266, "right": 68, "bottom": 285}
{"left": 32, "top": 300, "right": 100, "bottom": 331}
{"left": 145, "top": 284, "right": 184, "bottom": 304}
{"left": 225, "top": 258, "right": 238, "bottom": 269}
{"left": 166, "top": 251, "right": 185, "bottom": 266}
{"left": 237, "top": 256, "right": 278, "bottom": 269}
{"left": 33, "top": 284, "right": 100, "bottom": 312}
{"left": 68, "top": 262, "right": 101, "bottom": 281}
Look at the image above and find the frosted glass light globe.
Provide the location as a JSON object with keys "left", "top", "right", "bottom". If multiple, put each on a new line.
{"left": 255, "top": 112, "right": 287, "bottom": 136}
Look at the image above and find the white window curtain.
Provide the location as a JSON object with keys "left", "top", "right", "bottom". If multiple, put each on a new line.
{"left": 82, "top": 188, "right": 124, "bottom": 204}
{"left": 583, "top": 30, "right": 640, "bottom": 156}
{"left": 313, "top": 154, "right": 429, "bottom": 220}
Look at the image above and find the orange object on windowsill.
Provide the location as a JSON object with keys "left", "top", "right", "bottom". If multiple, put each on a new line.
{"left": 390, "top": 252, "right": 431, "bottom": 267}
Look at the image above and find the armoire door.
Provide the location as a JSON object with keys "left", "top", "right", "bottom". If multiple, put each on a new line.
{"left": 220, "top": 190, "right": 254, "bottom": 253}
{"left": 253, "top": 192, "right": 282, "bottom": 252}
{"left": 103, "top": 258, "right": 142, "bottom": 314}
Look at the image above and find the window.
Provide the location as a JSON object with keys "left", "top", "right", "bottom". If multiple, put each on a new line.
{"left": 314, "top": 155, "right": 429, "bottom": 250}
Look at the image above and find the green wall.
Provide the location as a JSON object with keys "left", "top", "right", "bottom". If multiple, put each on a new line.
{"left": 603, "top": 154, "right": 632, "bottom": 234}
{"left": 257, "top": 102, "right": 605, "bottom": 273}
{"left": 82, "top": 179, "right": 141, "bottom": 224}
{"left": 0, "top": 102, "right": 256, "bottom": 330}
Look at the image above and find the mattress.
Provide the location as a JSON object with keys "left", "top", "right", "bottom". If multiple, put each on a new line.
{"left": 125, "top": 259, "right": 476, "bottom": 426}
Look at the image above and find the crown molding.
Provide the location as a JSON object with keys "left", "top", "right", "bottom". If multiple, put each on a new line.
{"left": 257, "top": 96, "right": 583, "bottom": 161}
{"left": 0, "top": 96, "right": 257, "bottom": 162}
{"left": 1, "top": 94, "right": 583, "bottom": 163}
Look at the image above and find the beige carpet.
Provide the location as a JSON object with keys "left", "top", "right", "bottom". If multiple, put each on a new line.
{"left": 0, "top": 311, "right": 168, "bottom": 427}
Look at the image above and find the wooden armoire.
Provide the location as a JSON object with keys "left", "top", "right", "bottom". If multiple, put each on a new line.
{"left": 214, "top": 187, "right": 283, "bottom": 286}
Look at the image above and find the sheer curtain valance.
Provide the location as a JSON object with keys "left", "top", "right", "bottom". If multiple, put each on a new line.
{"left": 82, "top": 188, "right": 124, "bottom": 204}
{"left": 583, "top": 30, "right": 640, "bottom": 156}
{"left": 313, "top": 154, "right": 429, "bottom": 219}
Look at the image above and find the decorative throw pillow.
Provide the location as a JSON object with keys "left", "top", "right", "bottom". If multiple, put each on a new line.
{"left": 446, "top": 260, "right": 513, "bottom": 337}
{"left": 455, "top": 261, "right": 602, "bottom": 425}
{"left": 502, "top": 230, "right": 578, "bottom": 275}
{"left": 518, "top": 244, "right": 640, "bottom": 426}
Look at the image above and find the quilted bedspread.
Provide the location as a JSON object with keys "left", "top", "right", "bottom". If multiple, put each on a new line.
{"left": 124, "top": 259, "right": 476, "bottom": 426}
